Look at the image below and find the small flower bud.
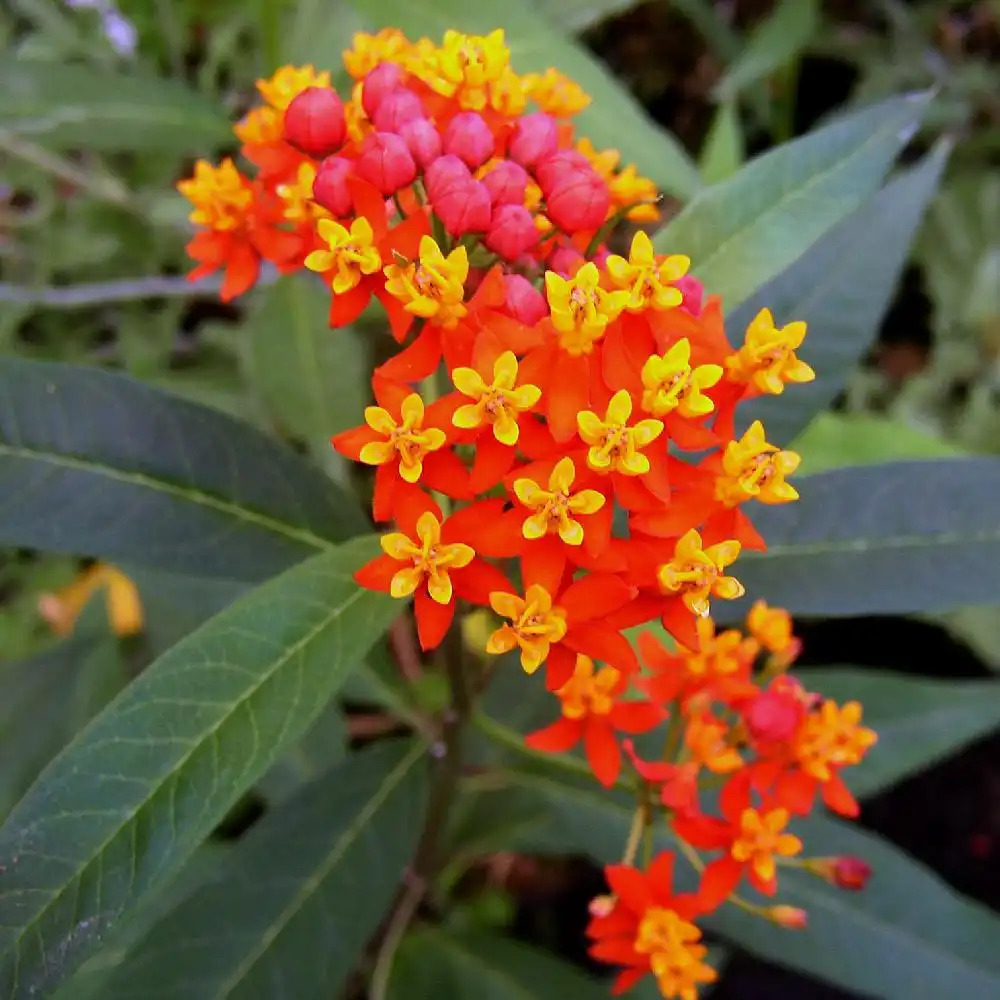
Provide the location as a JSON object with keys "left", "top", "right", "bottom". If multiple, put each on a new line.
{"left": 361, "top": 62, "right": 403, "bottom": 117}
{"left": 282, "top": 87, "right": 346, "bottom": 158}
{"left": 481, "top": 160, "right": 529, "bottom": 206}
{"left": 311, "top": 155, "right": 354, "bottom": 216}
{"left": 509, "top": 112, "right": 559, "bottom": 168}
{"left": 398, "top": 117, "right": 442, "bottom": 169}
{"left": 433, "top": 178, "right": 492, "bottom": 236}
{"left": 745, "top": 676, "right": 807, "bottom": 746}
{"left": 355, "top": 131, "right": 417, "bottom": 195}
{"left": 485, "top": 204, "right": 538, "bottom": 259}
{"left": 372, "top": 89, "right": 425, "bottom": 133}
{"left": 547, "top": 243, "right": 585, "bottom": 277}
{"left": 534, "top": 150, "right": 591, "bottom": 192}
{"left": 588, "top": 894, "right": 617, "bottom": 918}
{"left": 767, "top": 905, "right": 808, "bottom": 929}
{"left": 676, "top": 274, "right": 705, "bottom": 316}
{"left": 443, "top": 111, "right": 496, "bottom": 168}
{"left": 545, "top": 166, "right": 610, "bottom": 232}
{"left": 807, "top": 857, "right": 872, "bottom": 891}
{"left": 503, "top": 274, "right": 547, "bottom": 325}
{"left": 425, "top": 154, "right": 473, "bottom": 200}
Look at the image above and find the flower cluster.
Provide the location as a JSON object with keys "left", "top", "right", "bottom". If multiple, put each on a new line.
{"left": 180, "top": 28, "right": 873, "bottom": 1000}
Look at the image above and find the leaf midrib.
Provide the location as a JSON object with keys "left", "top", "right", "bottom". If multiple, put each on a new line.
{"left": 0, "top": 442, "right": 334, "bottom": 556}
{"left": 745, "top": 525, "right": 1000, "bottom": 561}
{"left": 213, "top": 742, "right": 424, "bottom": 998}
{"left": 0, "top": 580, "right": 367, "bottom": 993}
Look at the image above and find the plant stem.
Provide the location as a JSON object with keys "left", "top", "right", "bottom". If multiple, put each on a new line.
{"left": 368, "top": 872, "right": 426, "bottom": 1000}
{"left": 622, "top": 802, "right": 648, "bottom": 866}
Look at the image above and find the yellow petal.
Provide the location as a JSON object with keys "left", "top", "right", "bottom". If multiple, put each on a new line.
{"left": 493, "top": 350, "right": 519, "bottom": 388}
{"left": 522, "top": 512, "right": 549, "bottom": 540}
{"left": 557, "top": 517, "right": 584, "bottom": 546}
{"left": 426, "top": 571, "right": 454, "bottom": 605}
{"left": 569, "top": 489, "right": 605, "bottom": 515}
{"left": 549, "top": 456, "right": 576, "bottom": 493}
{"left": 489, "top": 591, "right": 523, "bottom": 618}
{"left": 453, "top": 402, "right": 485, "bottom": 429}
{"left": 380, "top": 532, "right": 416, "bottom": 559}
{"left": 399, "top": 393, "right": 426, "bottom": 426}
{"left": 493, "top": 410, "right": 519, "bottom": 446}
{"left": 605, "top": 389, "right": 633, "bottom": 425}
{"left": 359, "top": 441, "right": 395, "bottom": 466}
{"left": 390, "top": 567, "right": 423, "bottom": 599}
{"left": 509, "top": 383, "right": 541, "bottom": 409}
{"left": 364, "top": 406, "right": 396, "bottom": 435}
{"left": 452, "top": 367, "right": 487, "bottom": 398}
{"left": 576, "top": 410, "right": 604, "bottom": 443}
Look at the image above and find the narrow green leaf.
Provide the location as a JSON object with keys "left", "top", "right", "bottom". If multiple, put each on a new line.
{"left": 709, "top": 815, "right": 1000, "bottom": 1000}
{"left": 792, "top": 412, "right": 962, "bottom": 475}
{"left": 698, "top": 101, "right": 744, "bottom": 185}
{"left": 734, "top": 141, "right": 951, "bottom": 445}
{"left": 0, "top": 359, "right": 366, "bottom": 582}
{"left": 0, "top": 602, "right": 125, "bottom": 820}
{"left": 103, "top": 741, "right": 427, "bottom": 1000}
{"left": 0, "top": 537, "right": 398, "bottom": 1000}
{"left": 807, "top": 669, "right": 1000, "bottom": 796}
{"left": 0, "top": 61, "right": 231, "bottom": 153}
{"left": 346, "top": 0, "right": 701, "bottom": 199}
{"left": 714, "top": 0, "right": 819, "bottom": 100}
{"left": 388, "top": 928, "right": 611, "bottom": 1000}
{"left": 735, "top": 457, "right": 998, "bottom": 617}
{"left": 541, "top": 0, "right": 639, "bottom": 33}
{"left": 243, "top": 275, "right": 371, "bottom": 458}
{"left": 656, "top": 93, "right": 931, "bottom": 308}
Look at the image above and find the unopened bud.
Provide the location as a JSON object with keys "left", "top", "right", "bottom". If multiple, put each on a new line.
{"left": 372, "top": 89, "right": 425, "bottom": 133}
{"left": 361, "top": 62, "right": 403, "bottom": 117}
{"left": 675, "top": 274, "right": 705, "bottom": 316}
{"left": 433, "top": 179, "right": 492, "bottom": 236}
{"left": 807, "top": 856, "right": 872, "bottom": 891}
{"left": 534, "top": 150, "right": 590, "bottom": 192}
{"left": 443, "top": 111, "right": 496, "bottom": 168}
{"left": 424, "top": 154, "right": 472, "bottom": 200}
{"left": 545, "top": 166, "right": 610, "bottom": 232}
{"left": 311, "top": 155, "right": 354, "bottom": 216}
{"left": 282, "top": 87, "right": 345, "bottom": 158}
{"left": 485, "top": 203, "right": 538, "bottom": 259}
{"left": 588, "top": 894, "right": 616, "bottom": 918}
{"left": 355, "top": 131, "right": 416, "bottom": 195}
{"left": 503, "top": 274, "right": 547, "bottom": 325}
{"left": 767, "top": 905, "right": 808, "bottom": 929}
{"left": 398, "top": 118, "right": 441, "bottom": 169}
{"left": 508, "top": 112, "right": 559, "bottom": 168}
{"left": 481, "top": 160, "right": 529, "bottom": 206}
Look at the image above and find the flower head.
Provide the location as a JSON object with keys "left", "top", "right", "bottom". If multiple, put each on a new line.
{"left": 657, "top": 530, "right": 744, "bottom": 616}
{"left": 487, "top": 584, "right": 567, "bottom": 674}
{"left": 606, "top": 232, "right": 689, "bottom": 312}
{"left": 716, "top": 420, "right": 800, "bottom": 506}
{"left": 513, "top": 457, "right": 605, "bottom": 546}
{"left": 727, "top": 308, "right": 815, "bottom": 395}
{"left": 640, "top": 340, "right": 722, "bottom": 419}
{"left": 452, "top": 351, "right": 541, "bottom": 445}
{"left": 384, "top": 236, "right": 469, "bottom": 328}
{"left": 578, "top": 390, "right": 664, "bottom": 476}
{"left": 545, "top": 263, "right": 629, "bottom": 356}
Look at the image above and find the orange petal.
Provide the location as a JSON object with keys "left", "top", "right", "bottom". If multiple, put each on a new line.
{"left": 329, "top": 281, "right": 371, "bottom": 328}
{"left": 354, "top": 554, "right": 401, "bottom": 593}
{"left": 547, "top": 353, "right": 590, "bottom": 443}
{"left": 584, "top": 718, "right": 622, "bottom": 787}
{"left": 545, "top": 644, "right": 576, "bottom": 690}
{"left": 521, "top": 535, "right": 568, "bottom": 596}
{"left": 452, "top": 559, "right": 514, "bottom": 605}
{"left": 698, "top": 857, "right": 742, "bottom": 910}
{"left": 377, "top": 326, "right": 443, "bottom": 381}
{"left": 423, "top": 450, "right": 474, "bottom": 500}
{"left": 560, "top": 573, "right": 631, "bottom": 623}
{"left": 470, "top": 434, "right": 516, "bottom": 493}
{"left": 565, "top": 624, "right": 638, "bottom": 674}
{"left": 609, "top": 701, "right": 662, "bottom": 733}
{"left": 414, "top": 588, "right": 454, "bottom": 650}
{"left": 525, "top": 717, "right": 581, "bottom": 753}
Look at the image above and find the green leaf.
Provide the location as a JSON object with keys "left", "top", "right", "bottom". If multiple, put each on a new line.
{"left": 488, "top": 755, "right": 1000, "bottom": 1000}
{"left": 0, "top": 537, "right": 398, "bottom": 1000}
{"left": 102, "top": 741, "right": 427, "bottom": 1000}
{"left": 0, "top": 601, "right": 125, "bottom": 820}
{"left": 698, "top": 101, "right": 744, "bottom": 186}
{"left": 0, "top": 61, "right": 231, "bottom": 153}
{"left": 540, "top": 0, "right": 639, "bottom": 34}
{"left": 735, "top": 457, "right": 996, "bottom": 617}
{"left": 806, "top": 668, "right": 1000, "bottom": 797}
{"left": 346, "top": 0, "right": 701, "bottom": 199}
{"left": 792, "top": 412, "right": 962, "bottom": 475}
{"left": 709, "top": 815, "right": 1000, "bottom": 1000}
{"left": 734, "top": 141, "right": 951, "bottom": 445}
{"left": 656, "top": 93, "right": 931, "bottom": 308}
{"left": 243, "top": 275, "right": 371, "bottom": 459}
{"left": 0, "top": 358, "right": 366, "bottom": 582}
{"left": 388, "top": 928, "right": 611, "bottom": 1000}
{"left": 714, "top": 0, "right": 819, "bottom": 101}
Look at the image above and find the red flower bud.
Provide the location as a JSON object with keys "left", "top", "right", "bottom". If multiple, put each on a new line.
{"left": 535, "top": 150, "right": 591, "bottom": 192}
{"left": 485, "top": 204, "right": 538, "bottom": 259}
{"left": 282, "top": 87, "right": 346, "bottom": 158}
{"left": 767, "top": 905, "right": 808, "bottom": 929}
{"left": 433, "top": 179, "right": 492, "bottom": 236}
{"left": 503, "top": 274, "right": 547, "bottom": 325}
{"left": 398, "top": 118, "right": 442, "bottom": 169}
{"left": 311, "top": 155, "right": 354, "bottom": 216}
{"left": 355, "top": 131, "right": 416, "bottom": 195}
{"left": 547, "top": 243, "right": 585, "bottom": 277}
{"left": 676, "top": 274, "right": 705, "bottom": 316}
{"left": 509, "top": 112, "right": 559, "bottom": 168}
{"left": 372, "top": 89, "right": 425, "bottom": 133}
{"left": 745, "top": 676, "right": 807, "bottom": 746}
{"left": 443, "top": 111, "right": 496, "bottom": 168}
{"left": 361, "top": 62, "right": 403, "bottom": 117}
{"left": 481, "top": 160, "right": 529, "bottom": 206}
{"left": 424, "top": 154, "right": 473, "bottom": 200}
{"left": 545, "top": 166, "right": 610, "bottom": 232}
{"left": 832, "top": 857, "right": 872, "bottom": 891}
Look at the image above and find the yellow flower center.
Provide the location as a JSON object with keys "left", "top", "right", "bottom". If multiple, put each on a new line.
{"left": 177, "top": 159, "right": 252, "bottom": 232}
{"left": 640, "top": 340, "right": 722, "bottom": 418}
{"left": 557, "top": 656, "right": 620, "bottom": 719}
{"left": 384, "top": 236, "right": 469, "bottom": 329}
{"left": 656, "top": 529, "right": 744, "bottom": 616}
{"left": 577, "top": 390, "right": 663, "bottom": 477}
{"left": 358, "top": 393, "right": 446, "bottom": 484}
{"left": 513, "top": 457, "right": 605, "bottom": 546}
{"left": 716, "top": 420, "right": 800, "bottom": 507}
{"left": 452, "top": 351, "right": 540, "bottom": 445}
{"left": 381, "top": 512, "right": 474, "bottom": 605}
{"left": 487, "top": 584, "right": 568, "bottom": 674}
{"left": 545, "top": 263, "right": 629, "bottom": 357}
{"left": 731, "top": 808, "right": 803, "bottom": 883}
{"left": 305, "top": 217, "right": 382, "bottom": 294}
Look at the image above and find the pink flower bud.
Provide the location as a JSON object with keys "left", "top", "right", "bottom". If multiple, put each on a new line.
{"left": 676, "top": 274, "right": 705, "bottom": 316}
{"left": 311, "top": 155, "right": 354, "bottom": 216}
{"left": 372, "top": 89, "right": 425, "bottom": 133}
{"left": 282, "top": 87, "right": 346, "bottom": 158}
{"left": 443, "top": 111, "right": 496, "bottom": 168}
{"left": 481, "top": 160, "right": 529, "bottom": 206}
{"left": 355, "top": 131, "right": 416, "bottom": 195}
{"left": 361, "top": 62, "right": 403, "bottom": 118}
{"left": 547, "top": 242, "right": 585, "bottom": 277}
{"left": 398, "top": 118, "right": 442, "bottom": 169}
{"left": 509, "top": 112, "right": 559, "bottom": 168}
{"left": 503, "top": 274, "right": 547, "bottom": 325}
{"left": 545, "top": 166, "right": 610, "bottom": 232}
{"left": 535, "top": 150, "right": 591, "bottom": 192}
{"left": 424, "top": 154, "right": 473, "bottom": 200}
{"left": 433, "top": 179, "right": 492, "bottom": 236}
{"left": 832, "top": 857, "right": 873, "bottom": 891}
{"left": 485, "top": 204, "right": 538, "bottom": 259}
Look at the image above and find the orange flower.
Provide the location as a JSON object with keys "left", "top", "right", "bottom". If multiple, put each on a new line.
{"left": 605, "top": 232, "right": 689, "bottom": 314}
{"left": 656, "top": 529, "right": 744, "bottom": 617}
{"left": 524, "top": 68, "right": 591, "bottom": 116}
{"left": 355, "top": 491, "right": 510, "bottom": 649}
{"left": 384, "top": 235, "right": 470, "bottom": 333}
{"left": 526, "top": 654, "right": 661, "bottom": 786}
{"left": 587, "top": 853, "right": 715, "bottom": 998}
{"left": 745, "top": 600, "right": 799, "bottom": 662}
{"left": 332, "top": 378, "right": 470, "bottom": 521}
{"left": 715, "top": 420, "right": 800, "bottom": 507}
{"left": 726, "top": 308, "right": 815, "bottom": 395}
